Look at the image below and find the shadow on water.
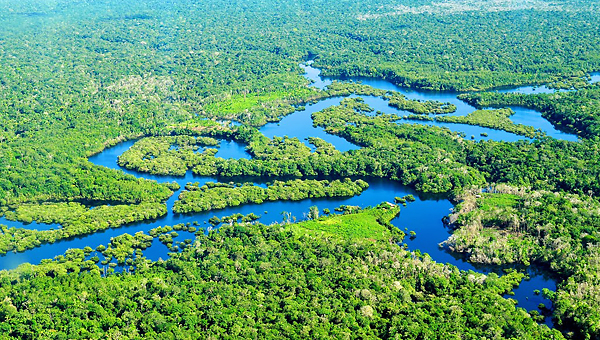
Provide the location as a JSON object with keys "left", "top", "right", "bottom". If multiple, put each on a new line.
{"left": 215, "top": 140, "right": 252, "bottom": 159}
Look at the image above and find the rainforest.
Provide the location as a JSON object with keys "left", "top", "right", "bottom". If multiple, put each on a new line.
{"left": 1, "top": 0, "right": 600, "bottom": 338}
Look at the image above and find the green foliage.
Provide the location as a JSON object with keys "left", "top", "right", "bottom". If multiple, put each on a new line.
{"left": 465, "top": 138, "right": 600, "bottom": 196}
{"left": 315, "top": 2, "right": 600, "bottom": 91}
{"left": 444, "top": 185, "right": 600, "bottom": 339}
{"left": 385, "top": 92, "right": 457, "bottom": 114}
{"left": 444, "top": 184, "right": 600, "bottom": 271}
{"left": 118, "top": 136, "right": 221, "bottom": 176}
{"left": 100, "top": 231, "right": 154, "bottom": 265}
{"left": 394, "top": 195, "right": 415, "bottom": 205}
{"left": 203, "top": 87, "right": 321, "bottom": 126}
{"left": 293, "top": 205, "right": 403, "bottom": 242}
{"left": 0, "top": 208, "right": 561, "bottom": 339}
{"left": 151, "top": 98, "right": 485, "bottom": 194}
{"left": 4, "top": 202, "right": 88, "bottom": 225}
{"left": 436, "top": 108, "right": 541, "bottom": 138}
{"left": 312, "top": 98, "right": 487, "bottom": 192}
{"left": 1, "top": 0, "right": 600, "bottom": 337}
{"left": 0, "top": 0, "right": 599, "bottom": 203}
{"left": 460, "top": 87, "right": 600, "bottom": 138}
{"left": 181, "top": 95, "right": 600, "bottom": 197}
{"left": 0, "top": 202, "right": 166, "bottom": 255}
{"left": 206, "top": 89, "right": 316, "bottom": 115}
{"left": 173, "top": 179, "right": 369, "bottom": 214}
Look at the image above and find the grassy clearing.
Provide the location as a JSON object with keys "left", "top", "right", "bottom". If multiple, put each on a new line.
{"left": 205, "top": 88, "right": 316, "bottom": 115}
{"left": 291, "top": 206, "right": 402, "bottom": 242}
{"left": 478, "top": 193, "right": 520, "bottom": 211}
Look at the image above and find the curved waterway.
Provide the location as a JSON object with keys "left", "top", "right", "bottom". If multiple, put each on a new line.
{"left": 1, "top": 63, "right": 579, "bottom": 326}
{"left": 301, "top": 62, "right": 579, "bottom": 142}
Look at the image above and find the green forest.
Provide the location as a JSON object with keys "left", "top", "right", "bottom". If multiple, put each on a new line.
{"left": 0, "top": 207, "right": 564, "bottom": 339}
{"left": 443, "top": 185, "right": 600, "bottom": 335}
{"left": 435, "top": 108, "right": 542, "bottom": 138}
{"left": 1, "top": 0, "right": 600, "bottom": 338}
{"left": 173, "top": 179, "right": 369, "bottom": 214}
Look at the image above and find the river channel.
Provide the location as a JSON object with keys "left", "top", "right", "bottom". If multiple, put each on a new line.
{"left": 2, "top": 62, "right": 591, "bottom": 326}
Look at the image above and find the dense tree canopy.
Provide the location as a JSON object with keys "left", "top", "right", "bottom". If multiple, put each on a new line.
{"left": 0, "top": 207, "right": 563, "bottom": 339}
{"left": 1, "top": 0, "right": 600, "bottom": 338}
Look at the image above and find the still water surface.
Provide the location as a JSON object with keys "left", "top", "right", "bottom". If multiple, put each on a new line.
{"left": 2, "top": 62, "right": 577, "bottom": 326}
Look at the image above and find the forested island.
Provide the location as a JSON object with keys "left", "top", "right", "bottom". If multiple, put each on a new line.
{"left": 1, "top": 0, "right": 600, "bottom": 338}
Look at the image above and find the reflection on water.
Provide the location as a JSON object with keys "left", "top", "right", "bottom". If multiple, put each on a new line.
{"left": 0, "top": 216, "right": 61, "bottom": 231}
{"left": 261, "top": 96, "right": 360, "bottom": 152}
{"left": 302, "top": 62, "right": 578, "bottom": 142}
{"left": 215, "top": 140, "right": 251, "bottom": 159}
{"left": 0, "top": 61, "right": 567, "bottom": 327}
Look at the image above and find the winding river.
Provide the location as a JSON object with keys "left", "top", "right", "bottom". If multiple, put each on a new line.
{"left": 1, "top": 62, "right": 592, "bottom": 326}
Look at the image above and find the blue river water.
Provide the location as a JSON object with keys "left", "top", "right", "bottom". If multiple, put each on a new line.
{"left": 301, "top": 63, "right": 578, "bottom": 143}
{"left": 1, "top": 62, "right": 583, "bottom": 326}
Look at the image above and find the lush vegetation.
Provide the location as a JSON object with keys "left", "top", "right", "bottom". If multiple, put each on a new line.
{"left": 2, "top": 0, "right": 600, "bottom": 337}
{"left": 0, "top": 0, "right": 597, "bottom": 202}
{"left": 464, "top": 138, "right": 600, "bottom": 197}
{"left": 436, "top": 108, "right": 541, "bottom": 138}
{"left": 117, "top": 135, "right": 220, "bottom": 176}
{"left": 173, "top": 179, "right": 369, "bottom": 214}
{"left": 0, "top": 207, "right": 563, "bottom": 339}
{"left": 385, "top": 92, "right": 456, "bottom": 114}
{"left": 459, "top": 86, "right": 600, "bottom": 139}
{"left": 175, "top": 99, "right": 483, "bottom": 193}
{"left": 443, "top": 185, "right": 600, "bottom": 338}
{"left": 0, "top": 202, "right": 166, "bottom": 255}
{"left": 292, "top": 204, "right": 403, "bottom": 242}
{"left": 114, "top": 95, "right": 600, "bottom": 201}
{"left": 1, "top": 0, "right": 599, "bottom": 204}
{"left": 203, "top": 87, "right": 319, "bottom": 124}
{"left": 197, "top": 78, "right": 458, "bottom": 126}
